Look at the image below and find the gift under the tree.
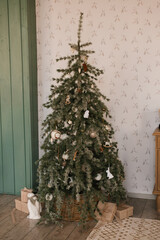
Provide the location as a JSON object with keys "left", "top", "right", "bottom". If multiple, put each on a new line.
{"left": 116, "top": 204, "right": 133, "bottom": 220}
{"left": 21, "top": 187, "right": 32, "bottom": 203}
{"left": 15, "top": 198, "right": 29, "bottom": 214}
{"left": 95, "top": 201, "right": 117, "bottom": 223}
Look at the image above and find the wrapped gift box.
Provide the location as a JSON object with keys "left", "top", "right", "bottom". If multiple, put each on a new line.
{"left": 95, "top": 201, "right": 117, "bottom": 223}
{"left": 116, "top": 204, "right": 133, "bottom": 220}
{"left": 15, "top": 198, "right": 29, "bottom": 214}
{"left": 21, "top": 187, "right": 32, "bottom": 203}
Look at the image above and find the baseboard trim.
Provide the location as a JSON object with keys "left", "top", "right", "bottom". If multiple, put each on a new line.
{"left": 127, "top": 192, "right": 156, "bottom": 200}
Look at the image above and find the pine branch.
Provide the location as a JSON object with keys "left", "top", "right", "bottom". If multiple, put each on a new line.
{"left": 80, "top": 42, "right": 92, "bottom": 48}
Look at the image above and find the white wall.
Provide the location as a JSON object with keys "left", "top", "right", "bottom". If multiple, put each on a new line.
{"left": 36, "top": 0, "right": 160, "bottom": 196}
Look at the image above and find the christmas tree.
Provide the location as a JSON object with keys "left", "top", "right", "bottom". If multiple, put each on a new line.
{"left": 37, "top": 13, "right": 126, "bottom": 224}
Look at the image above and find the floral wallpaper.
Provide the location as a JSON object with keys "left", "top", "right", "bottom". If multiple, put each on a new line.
{"left": 36, "top": 0, "right": 160, "bottom": 196}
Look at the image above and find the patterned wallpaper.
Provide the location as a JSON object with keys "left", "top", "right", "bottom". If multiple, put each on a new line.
{"left": 36, "top": 0, "right": 160, "bottom": 195}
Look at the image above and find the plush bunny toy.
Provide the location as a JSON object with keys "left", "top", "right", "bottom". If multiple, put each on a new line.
{"left": 27, "top": 193, "right": 41, "bottom": 219}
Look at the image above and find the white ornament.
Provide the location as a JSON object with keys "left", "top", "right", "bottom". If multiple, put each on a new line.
{"left": 104, "top": 141, "right": 110, "bottom": 146}
{"left": 78, "top": 68, "right": 81, "bottom": 73}
{"left": 68, "top": 120, "right": 72, "bottom": 125}
{"left": 95, "top": 173, "right": 102, "bottom": 181}
{"left": 106, "top": 168, "right": 114, "bottom": 179}
{"left": 48, "top": 181, "right": 52, "bottom": 188}
{"left": 64, "top": 121, "right": 69, "bottom": 128}
{"left": 61, "top": 134, "right": 68, "bottom": 140}
{"left": 83, "top": 110, "right": 89, "bottom": 118}
{"left": 51, "top": 130, "right": 61, "bottom": 140}
{"left": 90, "top": 131, "right": 96, "bottom": 138}
{"left": 45, "top": 193, "right": 53, "bottom": 201}
{"left": 106, "top": 125, "right": 111, "bottom": 131}
{"left": 62, "top": 153, "right": 69, "bottom": 160}
{"left": 27, "top": 193, "right": 41, "bottom": 220}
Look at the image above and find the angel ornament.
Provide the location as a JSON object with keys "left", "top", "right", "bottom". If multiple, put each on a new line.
{"left": 106, "top": 167, "right": 114, "bottom": 179}
{"left": 27, "top": 193, "right": 41, "bottom": 219}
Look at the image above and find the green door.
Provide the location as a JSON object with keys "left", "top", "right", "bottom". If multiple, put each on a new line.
{"left": 0, "top": 0, "right": 38, "bottom": 195}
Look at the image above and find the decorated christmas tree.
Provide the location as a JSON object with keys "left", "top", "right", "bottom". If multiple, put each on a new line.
{"left": 37, "top": 13, "right": 126, "bottom": 224}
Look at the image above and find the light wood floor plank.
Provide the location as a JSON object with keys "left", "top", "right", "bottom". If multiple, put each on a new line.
{"left": 45, "top": 222, "right": 76, "bottom": 240}
{"left": 0, "top": 210, "right": 27, "bottom": 239}
{"left": 23, "top": 223, "right": 55, "bottom": 240}
{"left": 1, "top": 216, "right": 38, "bottom": 240}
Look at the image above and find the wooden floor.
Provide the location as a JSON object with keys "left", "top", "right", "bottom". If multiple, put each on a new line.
{"left": 0, "top": 195, "right": 160, "bottom": 240}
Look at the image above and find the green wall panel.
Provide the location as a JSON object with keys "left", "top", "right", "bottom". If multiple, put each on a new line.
{"left": 0, "top": 0, "right": 15, "bottom": 194}
{"left": 0, "top": 0, "right": 38, "bottom": 195}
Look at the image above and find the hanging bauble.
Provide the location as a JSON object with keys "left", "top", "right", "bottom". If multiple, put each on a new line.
{"left": 106, "top": 168, "right": 114, "bottom": 179}
{"left": 83, "top": 63, "right": 88, "bottom": 72}
{"left": 78, "top": 68, "right": 81, "bottom": 73}
{"left": 90, "top": 131, "right": 96, "bottom": 138}
{"left": 45, "top": 193, "right": 53, "bottom": 201}
{"left": 68, "top": 120, "right": 72, "bottom": 125}
{"left": 95, "top": 173, "right": 102, "bottom": 181}
{"left": 106, "top": 125, "right": 111, "bottom": 131}
{"left": 62, "top": 153, "right": 69, "bottom": 160}
{"left": 104, "top": 141, "right": 112, "bottom": 148}
{"left": 72, "top": 106, "right": 78, "bottom": 112}
{"left": 65, "top": 95, "right": 71, "bottom": 104}
{"left": 83, "top": 110, "right": 89, "bottom": 118}
{"left": 51, "top": 130, "right": 61, "bottom": 140}
{"left": 48, "top": 181, "right": 52, "bottom": 188}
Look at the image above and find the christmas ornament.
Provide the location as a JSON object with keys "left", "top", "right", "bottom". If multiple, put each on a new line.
{"left": 45, "top": 193, "right": 53, "bottom": 201}
{"left": 106, "top": 125, "right": 111, "bottom": 131}
{"left": 106, "top": 168, "right": 114, "bottom": 179}
{"left": 78, "top": 68, "right": 81, "bottom": 73}
{"left": 90, "top": 131, "right": 96, "bottom": 138}
{"left": 72, "top": 106, "right": 78, "bottom": 112}
{"left": 83, "top": 63, "right": 87, "bottom": 72}
{"left": 104, "top": 141, "right": 110, "bottom": 147}
{"left": 48, "top": 181, "right": 52, "bottom": 188}
{"left": 50, "top": 138, "right": 54, "bottom": 144}
{"left": 61, "top": 133, "right": 68, "bottom": 140}
{"left": 95, "top": 173, "right": 102, "bottom": 181}
{"left": 68, "top": 120, "right": 72, "bottom": 125}
{"left": 64, "top": 121, "right": 69, "bottom": 128}
{"left": 83, "top": 110, "right": 89, "bottom": 118}
{"left": 51, "top": 130, "right": 61, "bottom": 140}
{"left": 62, "top": 153, "right": 69, "bottom": 160}
{"left": 65, "top": 95, "right": 71, "bottom": 104}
